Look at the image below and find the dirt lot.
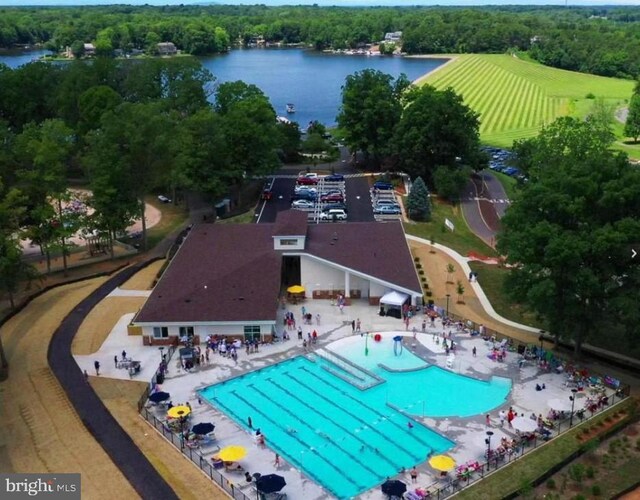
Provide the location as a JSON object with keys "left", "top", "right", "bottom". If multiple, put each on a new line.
{"left": 72, "top": 296, "right": 148, "bottom": 355}
{"left": 0, "top": 266, "right": 226, "bottom": 499}
{"left": 120, "top": 259, "right": 165, "bottom": 290}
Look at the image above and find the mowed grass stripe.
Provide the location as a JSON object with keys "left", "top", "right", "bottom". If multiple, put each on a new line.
{"left": 427, "top": 56, "right": 479, "bottom": 88}
{"left": 479, "top": 70, "right": 520, "bottom": 133}
{"left": 520, "top": 82, "right": 537, "bottom": 128}
{"left": 457, "top": 61, "right": 506, "bottom": 115}
{"left": 513, "top": 80, "right": 533, "bottom": 129}
{"left": 431, "top": 57, "right": 490, "bottom": 98}
{"left": 496, "top": 74, "right": 529, "bottom": 132}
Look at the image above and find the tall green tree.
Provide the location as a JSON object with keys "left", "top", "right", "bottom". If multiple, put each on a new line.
{"left": 337, "top": 69, "right": 411, "bottom": 168}
{"left": 406, "top": 176, "right": 431, "bottom": 221}
{"left": 624, "top": 93, "right": 640, "bottom": 143}
{"left": 497, "top": 117, "right": 640, "bottom": 355}
{"left": 392, "top": 85, "right": 481, "bottom": 185}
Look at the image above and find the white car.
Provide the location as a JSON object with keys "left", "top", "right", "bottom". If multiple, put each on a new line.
{"left": 320, "top": 209, "right": 347, "bottom": 221}
{"left": 291, "top": 199, "right": 315, "bottom": 209}
{"left": 157, "top": 195, "right": 171, "bottom": 203}
{"left": 294, "top": 185, "right": 317, "bottom": 194}
{"left": 298, "top": 171, "right": 319, "bottom": 179}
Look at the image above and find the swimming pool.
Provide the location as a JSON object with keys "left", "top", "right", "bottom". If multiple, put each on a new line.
{"left": 199, "top": 337, "right": 511, "bottom": 498}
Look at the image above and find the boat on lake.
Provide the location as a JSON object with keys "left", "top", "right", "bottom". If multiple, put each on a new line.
{"left": 286, "top": 103, "right": 295, "bottom": 113}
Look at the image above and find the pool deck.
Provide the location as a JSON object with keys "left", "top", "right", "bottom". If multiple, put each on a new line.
{"left": 74, "top": 298, "right": 608, "bottom": 500}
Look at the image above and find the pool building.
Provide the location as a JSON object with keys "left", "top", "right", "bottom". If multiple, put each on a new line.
{"left": 132, "top": 210, "right": 422, "bottom": 345}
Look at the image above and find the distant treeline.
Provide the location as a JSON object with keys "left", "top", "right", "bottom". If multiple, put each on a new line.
{"left": 1, "top": 5, "right": 640, "bottom": 78}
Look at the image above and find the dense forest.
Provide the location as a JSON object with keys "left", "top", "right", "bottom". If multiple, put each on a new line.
{"left": 1, "top": 5, "right": 640, "bottom": 78}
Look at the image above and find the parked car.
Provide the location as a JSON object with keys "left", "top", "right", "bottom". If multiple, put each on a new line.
{"left": 294, "top": 185, "right": 317, "bottom": 194}
{"left": 320, "top": 189, "right": 343, "bottom": 197}
{"left": 261, "top": 188, "right": 273, "bottom": 201}
{"left": 320, "top": 209, "right": 347, "bottom": 221}
{"left": 157, "top": 195, "right": 171, "bottom": 203}
{"left": 374, "top": 205, "right": 401, "bottom": 215}
{"left": 291, "top": 191, "right": 317, "bottom": 201}
{"left": 322, "top": 203, "right": 348, "bottom": 213}
{"left": 324, "top": 173, "right": 345, "bottom": 182}
{"left": 298, "top": 172, "right": 319, "bottom": 179}
{"left": 320, "top": 192, "right": 344, "bottom": 203}
{"left": 374, "top": 199, "right": 399, "bottom": 207}
{"left": 373, "top": 181, "right": 393, "bottom": 190}
{"left": 291, "top": 199, "right": 315, "bottom": 209}
{"left": 297, "top": 176, "right": 319, "bottom": 185}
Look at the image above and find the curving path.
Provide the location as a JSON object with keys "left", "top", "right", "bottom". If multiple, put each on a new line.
{"left": 461, "top": 172, "right": 510, "bottom": 248}
{"left": 48, "top": 262, "right": 178, "bottom": 500}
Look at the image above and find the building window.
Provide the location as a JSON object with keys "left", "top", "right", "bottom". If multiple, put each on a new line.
{"left": 153, "top": 326, "right": 169, "bottom": 339}
{"left": 279, "top": 238, "right": 298, "bottom": 246}
{"left": 244, "top": 325, "right": 261, "bottom": 341}
{"left": 179, "top": 326, "right": 194, "bottom": 337}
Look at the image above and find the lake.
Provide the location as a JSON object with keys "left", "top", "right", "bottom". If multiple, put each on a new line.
{"left": 1, "top": 48, "right": 446, "bottom": 127}
{"left": 200, "top": 49, "right": 447, "bottom": 126}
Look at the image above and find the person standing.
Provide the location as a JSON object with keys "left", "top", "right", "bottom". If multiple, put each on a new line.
{"left": 274, "top": 453, "right": 281, "bottom": 468}
{"left": 472, "top": 346, "right": 477, "bottom": 357}
{"left": 114, "top": 355, "right": 118, "bottom": 368}
{"left": 121, "top": 350, "right": 127, "bottom": 361}
{"left": 421, "top": 319, "right": 426, "bottom": 333}
{"left": 410, "top": 467, "right": 418, "bottom": 484}
{"left": 316, "top": 313, "right": 321, "bottom": 325}
{"left": 499, "top": 410, "right": 506, "bottom": 427}
{"left": 351, "top": 320, "right": 355, "bottom": 333}
{"left": 486, "top": 414, "right": 491, "bottom": 428}
{"left": 356, "top": 319, "right": 361, "bottom": 332}
{"left": 94, "top": 360, "right": 100, "bottom": 376}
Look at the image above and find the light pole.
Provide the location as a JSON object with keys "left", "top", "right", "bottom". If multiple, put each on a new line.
{"left": 485, "top": 430, "right": 494, "bottom": 466}
{"left": 569, "top": 388, "right": 578, "bottom": 427}
{"left": 159, "top": 346, "right": 165, "bottom": 362}
{"left": 446, "top": 294, "right": 450, "bottom": 318}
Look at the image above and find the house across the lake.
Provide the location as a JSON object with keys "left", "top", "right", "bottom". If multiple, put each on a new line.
{"left": 384, "top": 31, "right": 403, "bottom": 42}
{"left": 157, "top": 42, "right": 178, "bottom": 55}
{"left": 132, "top": 210, "right": 422, "bottom": 346}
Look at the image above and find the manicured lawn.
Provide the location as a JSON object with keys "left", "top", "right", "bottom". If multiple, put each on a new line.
{"left": 404, "top": 198, "right": 497, "bottom": 258}
{"left": 422, "top": 54, "right": 636, "bottom": 156}
{"left": 145, "top": 198, "right": 189, "bottom": 249}
{"left": 217, "top": 210, "right": 257, "bottom": 224}
{"left": 468, "top": 261, "right": 545, "bottom": 329}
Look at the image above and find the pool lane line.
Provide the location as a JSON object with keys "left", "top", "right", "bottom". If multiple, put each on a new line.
{"left": 299, "top": 366, "right": 435, "bottom": 452}
{"left": 253, "top": 379, "right": 384, "bottom": 479}
{"left": 226, "top": 389, "right": 365, "bottom": 492}
{"left": 280, "top": 373, "right": 420, "bottom": 467}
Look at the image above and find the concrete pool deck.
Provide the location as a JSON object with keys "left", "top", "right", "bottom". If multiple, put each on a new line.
{"left": 74, "top": 297, "right": 613, "bottom": 499}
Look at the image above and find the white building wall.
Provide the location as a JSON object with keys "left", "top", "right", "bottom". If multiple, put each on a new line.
{"left": 300, "top": 256, "right": 345, "bottom": 294}
{"left": 369, "top": 281, "right": 388, "bottom": 298}
{"left": 141, "top": 322, "right": 274, "bottom": 339}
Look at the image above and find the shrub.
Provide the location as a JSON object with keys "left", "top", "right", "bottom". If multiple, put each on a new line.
{"left": 546, "top": 478, "right": 556, "bottom": 489}
{"left": 416, "top": 263, "right": 422, "bottom": 269}
{"left": 586, "top": 92, "right": 596, "bottom": 99}
{"left": 425, "top": 291, "right": 433, "bottom": 297}
{"left": 418, "top": 270, "right": 425, "bottom": 275}
{"left": 573, "top": 495, "right": 586, "bottom": 500}
{"left": 591, "top": 485, "right": 602, "bottom": 496}
{"left": 586, "top": 465, "right": 595, "bottom": 478}
{"left": 569, "top": 463, "right": 585, "bottom": 483}
{"left": 414, "top": 256, "right": 420, "bottom": 262}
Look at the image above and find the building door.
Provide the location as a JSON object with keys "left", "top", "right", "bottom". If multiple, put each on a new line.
{"left": 281, "top": 256, "right": 301, "bottom": 287}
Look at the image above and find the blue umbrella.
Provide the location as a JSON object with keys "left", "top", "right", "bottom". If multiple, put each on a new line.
{"left": 192, "top": 422, "right": 215, "bottom": 435}
{"left": 256, "top": 474, "right": 286, "bottom": 494}
{"left": 149, "top": 391, "right": 170, "bottom": 403}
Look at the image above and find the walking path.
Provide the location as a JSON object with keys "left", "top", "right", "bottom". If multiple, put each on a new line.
{"left": 460, "top": 172, "right": 509, "bottom": 248}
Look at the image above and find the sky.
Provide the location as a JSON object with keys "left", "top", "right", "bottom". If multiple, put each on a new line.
{"left": 0, "top": 0, "right": 639, "bottom": 6}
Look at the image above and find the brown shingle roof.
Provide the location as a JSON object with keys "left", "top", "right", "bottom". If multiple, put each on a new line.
{"left": 136, "top": 213, "right": 420, "bottom": 325}
{"left": 305, "top": 221, "right": 421, "bottom": 293}
{"left": 273, "top": 209, "right": 308, "bottom": 236}
{"left": 135, "top": 224, "right": 281, "bottom": 323}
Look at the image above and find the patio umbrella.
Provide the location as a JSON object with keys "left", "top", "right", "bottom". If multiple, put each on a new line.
{"left": 429, "top": 455, "right": 456, "bottom": 472}
{"left": 548, "top": 398, "right": 573, "bottom": 412}
{"left": 217, "top": 445, "right": 247, "bottom": 462}
{"left": 381, "top": 479, "right": 407, "bottom": 497}
{"left": 287, "top": 285, "right": 305, "bottom": 294}
{"left": 149, "top": 392, "right": 170, "bottom": 403}
{"left": 192, "top": 422, "right": 215, "bottom": 435}
{"left": 167, "top": 405, "right": 191, "bottom": 419}
{"left": 256, "top": 474, "right": 286, "bottom": 494}
{"left": 511, "top": 416, "right": 538, "bottom": 433}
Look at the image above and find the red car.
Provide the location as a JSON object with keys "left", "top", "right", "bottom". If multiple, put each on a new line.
{"left": 321, "top": 192, "right": 344, "bottom": 202}
{"left": 296, "top": 176, "right": 319, "bottom": 185}
{"left": 261, "top": 188, "right": 273, "bottom": 201}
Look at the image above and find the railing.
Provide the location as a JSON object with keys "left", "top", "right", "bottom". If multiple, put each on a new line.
{"left": 412, "top": 390, "right": 629, "bottom": 499}
{"left": 136, "top": 344, "right": 177, "bottom": 412}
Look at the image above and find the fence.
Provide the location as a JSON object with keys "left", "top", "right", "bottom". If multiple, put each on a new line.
{"left": 417, "top": 389, "right": 629, "bottom": 499}
{"left": 136, "top": 344, "right": 177, "bottom": 412}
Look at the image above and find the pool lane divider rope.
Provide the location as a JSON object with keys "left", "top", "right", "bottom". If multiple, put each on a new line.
{"left": 224, "top": 388, "right": 365, "bottom": 491}
{"left": 257, "top": 377, "right": 386, "bottom": 478}
{"left": 299, "top": 366, "right": 434, "bottom": 453}
{"left": 289, "top": 375, "right": 424, "bottom": 469}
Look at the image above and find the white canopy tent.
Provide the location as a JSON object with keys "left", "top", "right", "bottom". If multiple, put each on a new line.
{"left": 380, "top": 291, "right": 410, "bottom": 307}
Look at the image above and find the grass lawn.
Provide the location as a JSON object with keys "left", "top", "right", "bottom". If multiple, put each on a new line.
{"left": 421, "top": 54, "right": 636, "bottom": 156}
{"left": 145, "top": 198, "right": 189, "bottom": 249}
{"left": 217, "top": 209, "right": 257, "bottom": 224}
{"left": 468, "top": 261, "right": 545, "bottom": 329}
{"left": 404, "top": 198, "right": 497, "bottom": 258}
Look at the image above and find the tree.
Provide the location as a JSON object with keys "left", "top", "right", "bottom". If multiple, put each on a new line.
{"left": 337, "top": 69, "right": 411, "bottom": 168}
{"left": 446, "top": 263, "right": 455, "bottom": 284}
{"left": 497, "top": 117, "right": 640, "bottom": 355}
{"left": 392, "top": 85, "right": 481, "bottom": 185}
{"left": 456, "top": 280, "right": 465, "bottom": 304}
{"left": 406, "top": 176, "right": 431, "bottom": 221}
{"left": 70, "top": 40, "right": 85, "bottom": 59}
{"left": 78, "top": 85, "right": 123, "bottom": 136}
{"left": 624, "top": 93, "right": 640, "bottom": 143}
{"left": 277, "top": 121, "right": 301, "bottom": 163}
{"left": 433, "top": 165, "right": 471, "bottom": 203}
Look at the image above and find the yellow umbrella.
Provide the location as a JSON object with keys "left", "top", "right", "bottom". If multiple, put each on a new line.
{"left": 167, "top": 406, "right": 191, "bottom": 419}
{"left": 429, "top": 455, "right": 456, "bottom": 472}
{"left": 217, "top": 445, "right": 247, "bottom": 462}
{"left": 287, "top": 285, "right": 305, "bottom": 294}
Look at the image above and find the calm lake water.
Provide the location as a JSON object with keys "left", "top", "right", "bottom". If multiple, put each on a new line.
{"left": 199, "top": 48, "right": 446, "bottom": 126}
{"left": 1, "top": 48, "right": 446, "bottom": 127}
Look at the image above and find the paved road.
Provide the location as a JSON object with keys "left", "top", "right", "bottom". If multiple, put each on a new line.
{"left": 460, "top": 171, "right": 510, "bottom": 248}
{"left": 49, "top": 260, "right": 179, "bottom": 500}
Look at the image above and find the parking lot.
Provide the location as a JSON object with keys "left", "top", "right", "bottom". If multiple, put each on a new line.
{"left": 483, "top": 146, "right": 527, "bottom": 181}
{"left": 257, "top": 172, "right": 407, "bottom": 224}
